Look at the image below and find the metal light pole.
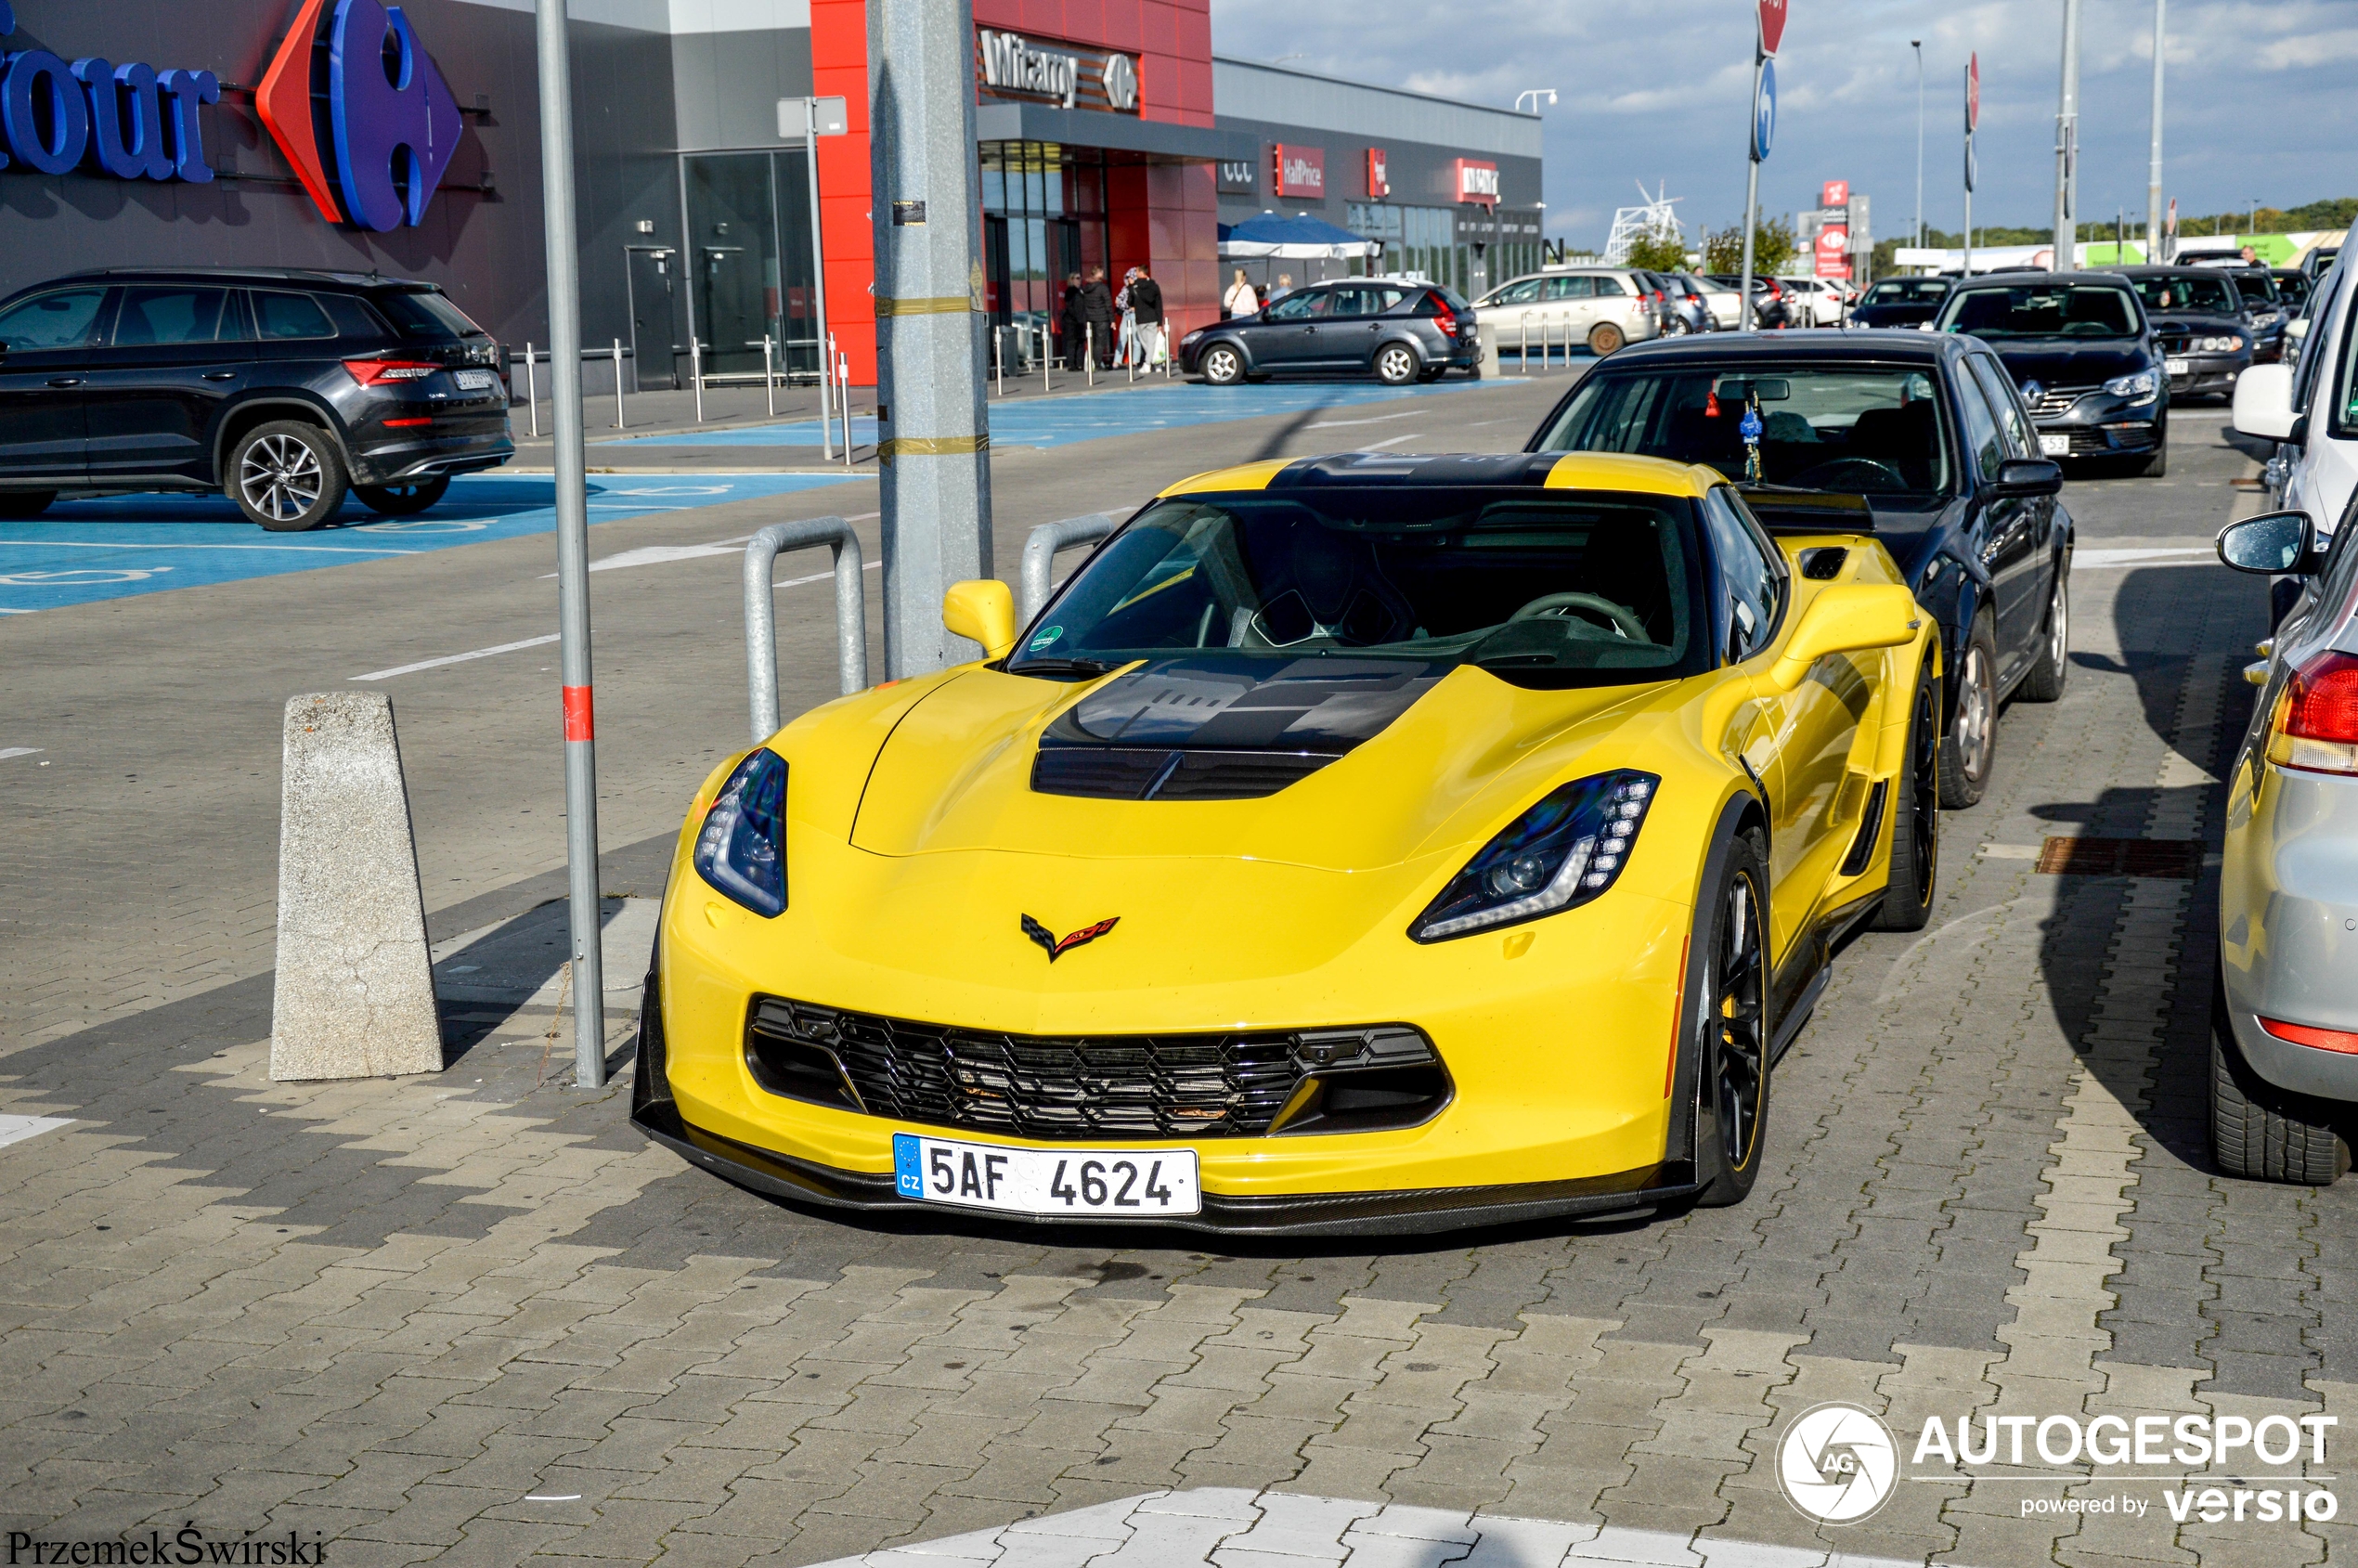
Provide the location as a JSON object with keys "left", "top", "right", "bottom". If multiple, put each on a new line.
{"left": 531, "top": 0, "right": 604, "bottom": 1088}
{"left": 1911, "top": 40, "right": 1924, "bottom": 251}
{"left": 2145, "top": 0, "right": 2165, "bottom": 262}
{"left": 870, "top": 0, "right": 992, "bottom": 676}
{"left": 2054, "top": 0, "right": 2081, "bottom": 268}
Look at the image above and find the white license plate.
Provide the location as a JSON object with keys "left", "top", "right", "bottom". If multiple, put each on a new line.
{"left": 2039, "top": 433, "right": 2071, "bottom": 457}
{"left": 454, "top": 369, "right": 497, "bottom": 390}
{"left": 892, "top": 1132, "right": 1201, "bottom": 1217}
{"left": 2165, "top": 356, "right": 2191, "bottom": 375}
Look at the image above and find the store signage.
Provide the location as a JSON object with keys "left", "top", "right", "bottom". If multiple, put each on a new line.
{"left": 0, "top": 0, "right": 220, "bottom": 182}
{"left": 976, "top": 29, "right": 1139, "bottom": 115}
{"left": 1815, "top": 223, "right": 1849, "bottom": 279}
{"left": 1454, "top": 159, "right": 1499, "bottom": 207}
{"left": 259, "top": 0, "right": 464, "bottom": 231}
{"left": 1365, "top": 148, "right": 1389, "bottom": 200}
{"left": 1216, "top": 159, "right": 1258, "bottom": 195}
{"left": 1272, "top": 143, "right": 1324, "bottom": 199}
{"left": 1821, "top": 178, "right": 1848, "bottom": 208}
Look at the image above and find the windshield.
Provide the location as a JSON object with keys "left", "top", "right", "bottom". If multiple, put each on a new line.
{"left": 1531, "top": 364, "right": 1955, "bottom": 496}
{"left": 1011, "top": 489, "right": 1705, "bottom": 690}
{"left": 2229, "top": 270, "right": 2282, "bottom": 305}
{"left": 2130, "top": 274, "right": 2238, "bottom": 315}
{"left": 377, "top": 290, "right": 489, "bottom": 340}
{"left": 1938, "top": 283, "right": 2141, "bottom": 339}
{"left": 1864, "top": 279, "right": 1950, "bottom": 305}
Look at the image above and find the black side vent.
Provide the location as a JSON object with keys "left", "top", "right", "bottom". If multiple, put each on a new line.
{"left": 1031, "top": 747, "right": 1334, "bottom": 801}
{"left": 1841, "top": 781, "right": 1889, "bottom": 876}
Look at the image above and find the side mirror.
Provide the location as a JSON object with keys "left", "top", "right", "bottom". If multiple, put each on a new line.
{"left": 1993, "top": 457, "right": 2064, "bottom": 497}
{"left": 942, "top": 579, "right": 1018, "bottom": 661}
{"left": 1768, "top": 584, "right": 1923, "bottom": 690}
{"left": 2217, "top": 511, "right": 2323, "bottom": 577}
{"left": 2287, "top": 317, "right": 2311, "bottom": 343}
{"left": 2232, "top": 362, "right": 2298, "bottom": 441}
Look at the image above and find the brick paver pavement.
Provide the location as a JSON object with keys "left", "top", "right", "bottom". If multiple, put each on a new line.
{"left": 2, "top": 409, "right": 2348, "bottom": 1567}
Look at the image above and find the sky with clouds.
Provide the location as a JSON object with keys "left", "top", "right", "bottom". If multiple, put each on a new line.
{"left": 1206, "top": 0, "right": 2358, "bottom": 248}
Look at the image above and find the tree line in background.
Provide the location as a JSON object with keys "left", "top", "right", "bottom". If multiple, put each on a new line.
{"left": 1616, "top": 219, "right": 1797, "bottom": 277}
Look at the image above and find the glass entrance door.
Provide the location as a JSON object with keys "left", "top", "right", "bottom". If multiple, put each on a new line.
{"left": 682, "top": 150, "right": 820, "bottom": 380}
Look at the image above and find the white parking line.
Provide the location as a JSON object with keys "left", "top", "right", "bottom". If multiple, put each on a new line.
{"left": 351, "top": 634, "right": 562, "bottom": 681}
{"left": 1355, "top": 434, "right": 1422, "bottom": 451}
{"left": 2074, "top": 547, "right": 2216, "bottom": 568}
{"left": 0, "top": 747, "right": 42, "bottom": 761}
{"left": 1305, "top": 410, "right": 1419, "bottom": 429}
{"left": 0, "top": 1115, "right": 72, "bottom": 1150}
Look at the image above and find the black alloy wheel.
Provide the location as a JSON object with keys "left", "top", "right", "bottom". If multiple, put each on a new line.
{"left": 1200, "top": 343, "right": 1245, "bottom": 385}
{"left": 2018, "top": 564, "right": 2070, "bottom": 702}
{"left": 1938, "top": 615, "right": 1998, "bottom": 808}
{"left": 1694, "top": 836, "right": 1771, "bottom": 1207}
{"left": 0, "top": 490, "right": 56, "bottom": 521}
{"left": 1872, "top": 672, "right": 1941, "bottom": 931}
{"left": 355, "top": 476, "right": 453, "bottom": 517}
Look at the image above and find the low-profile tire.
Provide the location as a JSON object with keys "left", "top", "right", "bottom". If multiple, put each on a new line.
{"left": 2139, "top": 441, "right": 2169, "bottom": 478}
{"left": 1872, "top": 670, "right": 1941, "bottom": 932}
{"left": 1587, "top": 322, "right": 1626, "bottom": 356}
{"left": 2211, "top": 975, "right": 2349, "bottom": 1185}
{"left": 2017, "top": 560, "right": 2071, "bottom": 702}
{"left": 1374, "top": 342, "right": 1420, "bottom": 385}
{"left": 0, "top": 490, "right": 57, "bottom": 520}
{"left": 1691, "top": 832, "right": 1773, "bottom": 1207}
{"left": 354, "top": 475, "right": 452, "bottom": 516}
{"left": 1199, "top": 343, "right": 1246, "bottom": 386}
{"left": 228, "top": 420, "right": 347, "bottom": 531}
{"left": 1937, "top": 612, "right": 1999, "bottom": 809}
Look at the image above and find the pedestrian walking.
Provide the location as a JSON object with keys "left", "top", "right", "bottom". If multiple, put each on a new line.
{"left": 1080, "top": 266, "right": 1116, "bottom": 369}
{"left": 1223, "top": 268, "right": 1260, "bottom": 319}
{"left": 1128, "top": 265, "right": 1166, "bottom": 367}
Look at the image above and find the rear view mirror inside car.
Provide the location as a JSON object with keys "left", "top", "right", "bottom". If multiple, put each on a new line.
{"left": 1715, "top": 378, "right": 1790, "bottom": 401}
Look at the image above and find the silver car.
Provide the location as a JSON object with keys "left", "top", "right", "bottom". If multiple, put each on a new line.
{"left": 2213, "top": 503, "right": 2358, "bottom": 1182}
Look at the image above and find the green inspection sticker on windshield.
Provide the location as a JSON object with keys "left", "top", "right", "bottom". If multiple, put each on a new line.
{"left": 1028, "top": 626, "right": 1064, "bottom": 651}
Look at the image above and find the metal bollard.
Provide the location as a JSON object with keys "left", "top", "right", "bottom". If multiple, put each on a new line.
{"left": 838, "top": 352, "right": 852, "bottom": 466}
{"left": 1019, "top": 512, "right": 1122, "bottom": 622}
{"left": 1085, "top": 324, "right": 1095, "bottom": 387}
{"left": 821, "top": 331, "right": 837, "bottom": 461}
{"left": 993, "top": 327, "right": 1004, "bottom": 397}
{"left": 613, "top": 338, "right": 626, "bottom": 430}
{"left": 523, "top": 341, "right": 538, "bottom": 439}
{"left": 742, "top": 517, "right": 869, "bottom": 742}
{"left": 1043, "top": 325, "right": 1052, "bottom": 394}
{"left": 691, "top": 337, "right": 705, "bottom": 423}
{"left": 1519, "top": 316, "right": 1528, "bottom": 370}
{"left": 762, "top": 335, "right": 775, "bottom": 417}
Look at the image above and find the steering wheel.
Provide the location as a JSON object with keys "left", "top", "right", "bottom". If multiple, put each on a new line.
{"left": 1508, "top": 591, "right": 1651, "bottom": 641}
{"left": 1789, "top": 456, "right": 1910, "bottom": 492}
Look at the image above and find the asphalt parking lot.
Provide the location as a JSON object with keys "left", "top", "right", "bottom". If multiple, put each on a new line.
{"left": 0, "top": 379, "right": 2345, "bottom": 1568}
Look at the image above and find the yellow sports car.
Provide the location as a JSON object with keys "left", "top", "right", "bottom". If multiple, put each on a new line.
{"left": 633, "top": 450, "right": 1941, "bottom": 1233}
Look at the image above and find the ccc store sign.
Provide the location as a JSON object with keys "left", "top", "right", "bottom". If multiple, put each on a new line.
{"left": 0, "top": 0, "right": 463, "bottom": 232}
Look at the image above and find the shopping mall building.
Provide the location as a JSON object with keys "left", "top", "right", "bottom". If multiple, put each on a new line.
{"left": 0, "top": 1, "right": 1540, "bottom": 387}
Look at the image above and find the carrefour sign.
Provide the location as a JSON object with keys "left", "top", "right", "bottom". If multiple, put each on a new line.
{"left": 0, "top": 0, "right": 464, "bottom": 232}
{"left": 0, "top": 1, "right": 221, "bottom": 182}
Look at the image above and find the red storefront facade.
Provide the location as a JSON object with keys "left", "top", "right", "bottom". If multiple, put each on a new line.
{"left": 810, "top": 0, "right": 1229, "bottom": 386}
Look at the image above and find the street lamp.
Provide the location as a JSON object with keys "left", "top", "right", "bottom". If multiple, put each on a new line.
{"left": 1911, "top": 40, "right": 1924, "bottom": 250}
{"left": 1515, "top": 88, "right": 1558, "bottom": 115}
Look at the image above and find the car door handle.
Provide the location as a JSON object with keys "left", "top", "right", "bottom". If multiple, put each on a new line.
{"left": 45, "top": 377, "right": 84, "bottom": 387}
{"left": 201, "top": 372, "right": 238, "bottom": 382}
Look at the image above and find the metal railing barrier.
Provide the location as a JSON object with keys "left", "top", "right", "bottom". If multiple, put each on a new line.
{"left": 743, "top": 517, "right": 868, "bottom": 742}
{"left": 1019, "top": 511, "right": 1121, "bottom": 622}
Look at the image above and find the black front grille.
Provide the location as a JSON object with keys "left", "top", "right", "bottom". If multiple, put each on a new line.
{"left": 745, "top": 996, "right": 1445, "bottom": 1140}
{"left": 1031, "top": 746, "right": 1334, "bottom": 801}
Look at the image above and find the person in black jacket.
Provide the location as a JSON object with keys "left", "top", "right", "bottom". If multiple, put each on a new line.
{"left": 1080, "top": 266, "right": 1116, "bottom": 368}
{"left": 1128, "top": 266, "right": 1165, "bottom": 367}
{"left": 1056, "top": 273, "right": 1083, "bottom": 369}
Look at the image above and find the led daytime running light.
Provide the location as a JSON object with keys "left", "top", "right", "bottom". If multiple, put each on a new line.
{"left": 693, "top": 750, "right": 788, "bottom": 916}
{"left": 1412, "top": 771, "right": 1659, "bottom": 942}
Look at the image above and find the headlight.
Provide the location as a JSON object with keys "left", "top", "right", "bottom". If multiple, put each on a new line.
{"left": 693, "top": 750, "right": 787, "bottom": 916}
{"left": 2104, "top": 369, "right": 2158, "bottom": 400}
{"left": 1411, "top": 771, "right": 1659, "bottom": 942}
{"left": 2197, "top": 334, "right": 2246, "bottom": 353}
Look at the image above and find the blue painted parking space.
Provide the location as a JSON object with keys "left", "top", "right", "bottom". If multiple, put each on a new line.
{"left": 0, "top": 472, "right": 867, "bottom": 616}
{"left": 608, "top": 375, "right": 1520, "bottom": 449}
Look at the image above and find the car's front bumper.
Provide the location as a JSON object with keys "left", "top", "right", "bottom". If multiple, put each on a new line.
{"left": 2035, "top": 395, "right": 2166, "bottom": 459}
{"left": 2222, "top": 758, "right": 2358, "bottom": 1102}
{"left": 2162, "top": 351, "right": 2250, "bottom": 399}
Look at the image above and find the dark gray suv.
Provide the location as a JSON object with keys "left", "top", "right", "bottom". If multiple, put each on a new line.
{"left": 0, "top": 266, "right": 512, "bottom": 529}
{"left": 1178, "top": 280, "right": 1480, "bottom": 385}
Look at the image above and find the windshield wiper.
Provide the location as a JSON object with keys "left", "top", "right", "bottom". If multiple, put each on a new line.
{"left": 1009, "top": 656, "right": 1116, "bottom": 678}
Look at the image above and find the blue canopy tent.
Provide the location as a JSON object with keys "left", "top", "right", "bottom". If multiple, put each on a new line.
{"left": 1217, "top": 212, "right": 1383, "bottom": 294}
